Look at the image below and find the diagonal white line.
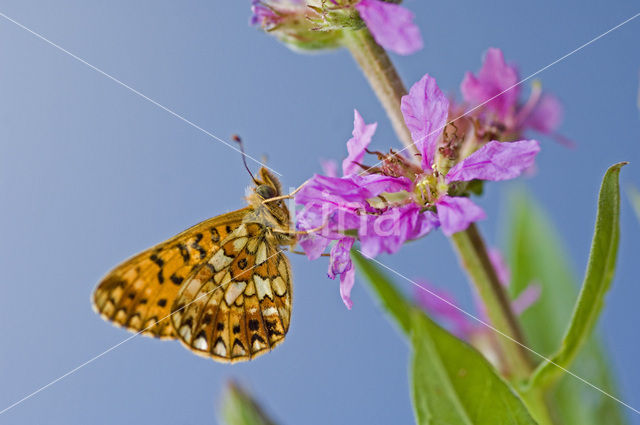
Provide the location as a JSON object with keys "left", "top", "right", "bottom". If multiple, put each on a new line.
{"left": 360, "top": 11, "right": 640, "bottom": 175}
{"left": 359, "top": 251, "right": 640, "bottom": 416}
{"left": 0, "top": 11, "right": 282, "bottom": 177}
{"left": 0, "top": 249, "right": 286, "bottom": 416}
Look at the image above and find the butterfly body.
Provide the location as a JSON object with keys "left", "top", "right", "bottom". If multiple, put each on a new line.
{"left": 93, "top": 168, "right": 295, "bottom": 363}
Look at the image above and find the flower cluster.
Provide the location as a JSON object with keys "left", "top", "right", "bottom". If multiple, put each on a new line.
{"left": 250, "top": 0, "right": 422, "bottom": 55}
{"left": 294, "top": 49, "right": 562, "bottom": 309}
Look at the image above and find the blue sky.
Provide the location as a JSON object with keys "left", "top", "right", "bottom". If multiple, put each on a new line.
{"left": 0, "top": 1, "right": 638, "bottom": 424}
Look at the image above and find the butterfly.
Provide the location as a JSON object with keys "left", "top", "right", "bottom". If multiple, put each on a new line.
{"left": 92, "top": 167, "right": 297, "bottom": 363}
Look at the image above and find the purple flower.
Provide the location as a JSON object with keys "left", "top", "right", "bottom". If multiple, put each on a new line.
{"left": 461, "top": 47, "right": 566, "bottom": 142}
{"left": 445, "top": 139, "right": 540, "bottom": 183}
{"left": 460, "top": 47, "right": 519, "bottom": 120}
{"left": 355, "top": 0, "right": 423, "bottom": 55}
{"left": 400, "top": 74, "right": 450, "bottom": 169}
{"left": 296, "top": 73, "right": 542, "bottom": 307}
{"left": 343, "top": 109, "right": 377, "bottom": 176}
{"left": 402, "top": 74, "right": 540, "bottom": 235}
{"left": 435, "top": 196, "right": 487, "bottom": 237}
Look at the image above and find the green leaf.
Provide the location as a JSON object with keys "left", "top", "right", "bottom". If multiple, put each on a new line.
{"left": 352, "top": 251, "right": 412, "bottom": 335}
{"left": 219, "top": 381, "right": 279, "bottom": 425}
{"left": 506, "top": 172, "right": 627, "bottom": 424}
{"left": 411, "top": 310, "right": 538, "bottom": 425}
{"left": 528, "top": 162, "right": 625, "bottom": 389}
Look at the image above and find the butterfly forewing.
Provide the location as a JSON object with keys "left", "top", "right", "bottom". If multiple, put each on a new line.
{"left": 92, "top": 209, "right": 248, "bottom": 339}
{"left": 170, "top": 222, "right": 293, "bottom": 363}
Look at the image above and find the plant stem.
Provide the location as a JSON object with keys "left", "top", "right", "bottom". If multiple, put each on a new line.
{"left": 450, "top": 224, "right": 532, "bottom": 377}
{"left": 342, "top": 28, "right": 416, "bottom": 155}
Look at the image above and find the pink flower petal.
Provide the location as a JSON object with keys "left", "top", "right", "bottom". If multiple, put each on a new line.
{"left": 342, "top": 110, "right": 377, "bottom": 176}
{"left": 436, "top": 196, "right": 486, "bottom": 236}
{"left": 340, "top": 267, "right": 356, "bottom": 310}
{"left": 320, "top": 158, "right": 338, "bottom": 177}
{"left": 445, "top": 140, "right": 540, "bottom": 183}
{"left": 328, "top": 237, "right": 355, "bottom": 279}
{"left": 512, "top": 284, "right": 541, "bottom": 315}
{"left": 413, "top": 280, "right": 474, "bottom": 339}
{"left": 358, "top": 205, "right": 438, "bottom": 257}
{"left": 488, "top": 248, "right": 510, "bottom": 287}
{"left": 460, "top": 47, "right": 519, "bottom": 119}
{"left": 327, "top": 237, "right": 356, "bottom": 309}
{"left": 524, "top": 93, "right": 563, "bottom": 135}
{"left": 401, "top": 74, "right": 449, "bottom": 169}
{"left": 355, "top": 0, "right": 423, "bottom": 56}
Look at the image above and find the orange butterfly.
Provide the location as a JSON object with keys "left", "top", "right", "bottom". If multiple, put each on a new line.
{"left": 92, "top": 167, "right": 298, "bottom": 363}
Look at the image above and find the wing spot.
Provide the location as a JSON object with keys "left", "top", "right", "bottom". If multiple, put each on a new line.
{"left": 232, "top": 237, "right": 248, "bottom": 251}
{"left": 213, "top": 337, "right": 227, "bottom": 356}
{"left": 251, "top": 334, "right": 267, "bottom": 352}
{"left": 232, "top": 339, "right": 247, "bottom": 357}
{"left": 248, "top": 319, "right": 260, "bottom": 331}
{"left": 211, "top": 227, "right": 221, "bottom": 243}
{"left": 193, "top": 331, "right": 208, "bottom": 351}
{"left": 225, "top": 281, "right": 247, "bottom": 306}
{"left": 202, "top": 314, "right": 212, "bottom": 325}
{"left": 232, "top": 325, "right": 241, "bottom": 334}
{"left": 157, "top": 298, "right": 167, "bottom": 307}
{"left": 254, "top": 276, "right": 273, "bottom": 300}
{"left": 177, "top": 243, "right": 190, "bottom": 262}
{"left": 217, "top": 322, "right": 225, "bottom": 331}
{"left": 210, "top": 249, "right": 234, "bottom": 272}
{"left": 256, "top": 242, "right": 267, "bottom": 265}
{"left": 170, "top": 274, "right": 184, "bottom": 285}
{"left": 238, "top": 258, "right": 248, "bottom": 270}
{"left": 272, "top": 276, "right": 287, "bottom": 297}
{"left": 150, "top": 253, "right": 164, "bottom": 267}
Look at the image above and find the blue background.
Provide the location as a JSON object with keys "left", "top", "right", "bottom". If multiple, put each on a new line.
{"left": 0, "top": 1, "right": 638, "bottom": 424}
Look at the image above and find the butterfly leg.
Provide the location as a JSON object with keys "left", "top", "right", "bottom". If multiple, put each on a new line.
{"left": 262, "top": 180, "right": 309, "bottom": 205}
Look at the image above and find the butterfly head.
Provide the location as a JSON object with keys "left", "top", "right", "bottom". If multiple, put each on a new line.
{"left": 245, "top": 167, "right": 292, "bottom": 238}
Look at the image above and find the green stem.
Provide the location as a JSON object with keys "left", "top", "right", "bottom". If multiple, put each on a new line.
{"left": 451, "top": 225, "right": 556, "bottom": 425}
{"left": 450, "top": 224, "right": 532, "bottom": 377}
{"left": 342, "top": 28, "right": 416, "bottom": 155}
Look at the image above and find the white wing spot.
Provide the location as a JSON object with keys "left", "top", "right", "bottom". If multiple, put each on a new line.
{"left": 225, "top": 281, "right": 247, "bottom": 306}
{"left": 254, "top": 276, "right": 273, "bottom": 300}
{"left": 262, "top": 306, "right": 278, "bottom": 316}
{"left": 210, "top": 249, "right": 233, "bottom": 272}
{"left": 272, "top": 276, "right": 287, "bottom": 296}
{"left": 179, "top": 324, "right": 192, "bottom": 340}
{"left": 256, "top": 242, "right": 267, "bottom": 265}
{"left": 232, "top": 237, "right": 248, "bottom": 251}
{"left": 193, "top": 335, "right": 208, "bottom": 351}
{"left": 214, "top": 339, "right": 227, "bottom": 356}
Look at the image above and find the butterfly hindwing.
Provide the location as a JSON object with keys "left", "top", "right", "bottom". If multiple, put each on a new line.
{"left": 171, "top": 222, "right": 293, "bottom": 362}
{"left": 92, "top": 209, "right": 249, "bottom": 339}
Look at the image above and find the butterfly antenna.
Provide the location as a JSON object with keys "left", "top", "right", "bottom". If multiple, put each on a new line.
{"left": 232, "top": 134, "right": 258, "bottom": 184}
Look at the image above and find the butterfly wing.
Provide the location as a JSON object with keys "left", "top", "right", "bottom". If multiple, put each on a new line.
{"left": 171, "top": 222, "right": 293, "bottom": 363}
{"left": 92, "top": 208, "right": 250, "bottom": 339}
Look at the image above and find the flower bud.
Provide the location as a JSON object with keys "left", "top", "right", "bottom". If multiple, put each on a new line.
{"left": 251, "top": 0, "right": 359, "bottom": 52}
